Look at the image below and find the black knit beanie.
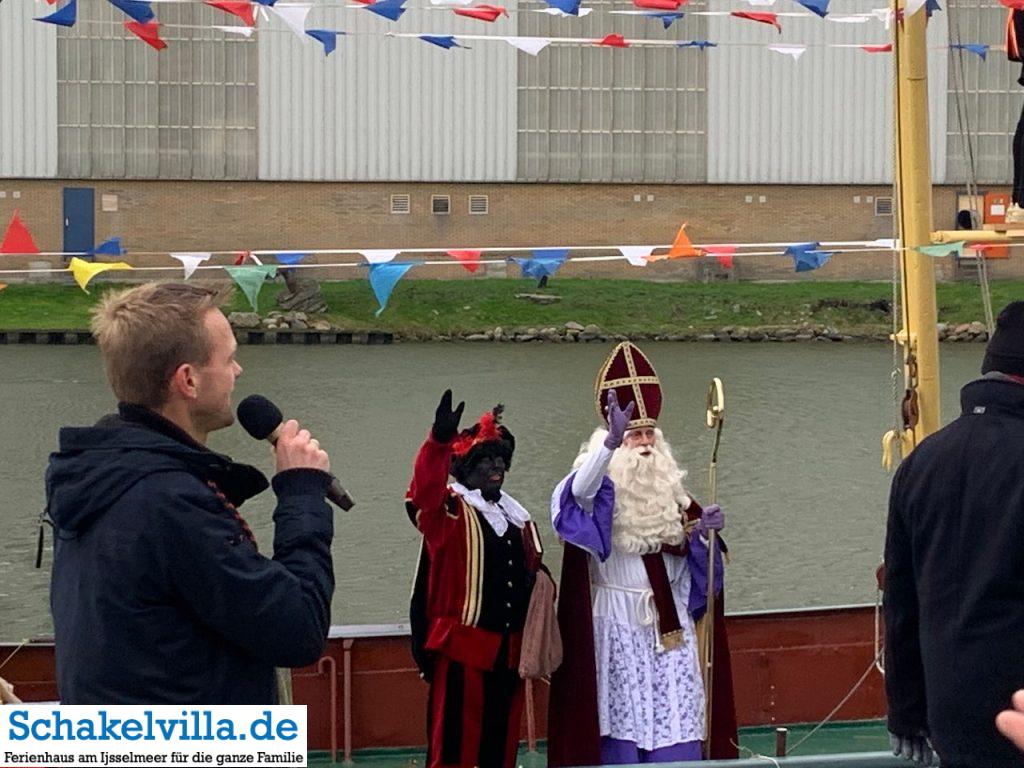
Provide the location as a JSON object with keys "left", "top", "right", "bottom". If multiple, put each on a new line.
{"left": 982, "top": 301, "right": 1024, "bottom": 376}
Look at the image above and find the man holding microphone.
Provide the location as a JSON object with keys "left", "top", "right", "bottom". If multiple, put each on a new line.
{"left": 45, "top": 282, "right": 335, "bottom": 704}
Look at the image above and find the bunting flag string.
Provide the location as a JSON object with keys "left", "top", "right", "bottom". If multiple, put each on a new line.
{"left": 56, "top": 18, "right": 995, "bottom": 59}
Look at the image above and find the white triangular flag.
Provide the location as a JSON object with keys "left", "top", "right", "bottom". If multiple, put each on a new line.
{"left": 503, "top": 36, "right": 551, "bottom": 56}
{"left": 746, "top": 0, "right": 777, "bottom": 7}
{"left": 904, "top": 0, "right": 925, "bottom": 18}
{"left": 868, "top": 238, "right": 898, "bottom": 249}
{"left": 769, "top": 44, "right": 806, "bottom": 61}
{"left": 827, "top": 14, "right": 870, "bottom": 22}
{"left": 170, "top": 252, "right": 212, "bottom": 280}
{"left": 214, "top": 25, "right": 255, "bottom": 37}
{"left": 272, "top": 4, "right": 312, "bottom": 40}
{"left": 431, "top": 0, "right": 474, "bottom": 6}
{"left": 618, "top": 246, "right": 653, "bottom": 267}
{"left": 361, "top": 249, "right": 400, "bottom": 264}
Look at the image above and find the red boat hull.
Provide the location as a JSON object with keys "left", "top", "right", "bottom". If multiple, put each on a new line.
{"left": 0, "top": 605, "right": 886, "bottom": 755}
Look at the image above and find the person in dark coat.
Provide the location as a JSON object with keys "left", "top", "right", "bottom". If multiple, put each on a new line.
{"left": 885, "top": 300, "right": 1024, "bottom": 767}
{"left": 47, "top": 282, "right": 335, "bottom": 704}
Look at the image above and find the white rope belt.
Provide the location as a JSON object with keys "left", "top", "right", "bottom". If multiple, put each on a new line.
{"left": 593, "top": 582, "right": 658, "bottom": 633}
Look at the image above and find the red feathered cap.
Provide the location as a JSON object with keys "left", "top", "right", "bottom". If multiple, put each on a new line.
{"left": 595, "top": 341, "right": 662, "bottom": 429}
{"left": 452, "top": 405, "right": 511, "bottom": 457}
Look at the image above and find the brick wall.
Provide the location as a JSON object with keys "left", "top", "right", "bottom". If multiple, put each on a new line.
{"left": 0, "top": 179, "right": 1017, "bottom": 282}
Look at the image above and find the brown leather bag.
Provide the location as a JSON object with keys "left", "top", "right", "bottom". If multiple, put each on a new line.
{"left": 518, "top": 568, "right": 562, "bottom": 680}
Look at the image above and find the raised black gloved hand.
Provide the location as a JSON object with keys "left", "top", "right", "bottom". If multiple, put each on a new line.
{"left": 433, "top": 389, "right": 465, "bottom": 443}
{"left": 889, "top": 730, "right": 936, "bottom": 766}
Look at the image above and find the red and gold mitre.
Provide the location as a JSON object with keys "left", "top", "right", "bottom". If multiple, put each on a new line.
{"left": 595, "top": 341, "right": 662, "bottom": 429}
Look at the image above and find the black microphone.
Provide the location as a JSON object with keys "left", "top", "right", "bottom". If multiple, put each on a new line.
{"left": 237, "top": 394, "right": 355, "bottom": 511}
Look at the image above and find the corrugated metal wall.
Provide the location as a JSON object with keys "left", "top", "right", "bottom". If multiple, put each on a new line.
{"left": 945, "top": 0, "right": 1018, "bottom": 185}
{"left": 258, "top": 4, "right": 517, "bottom": 181}
{"left": 58, "top": 2, "right": 257, "bottom": 179}
{"left": 516, "top": 0, "right": 708, "bottom": 182}
{"left": 707, "top": 0, "right": 948, "bottom": 184}
{"left": 0, "top": 0, "right": 58, "bottom": 177}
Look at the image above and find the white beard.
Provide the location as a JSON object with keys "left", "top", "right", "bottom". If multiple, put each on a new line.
{"left": 574, "top": 428, "right": 690, "bottom": 554}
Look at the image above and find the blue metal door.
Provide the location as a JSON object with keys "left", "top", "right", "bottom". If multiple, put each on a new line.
{"left": 62, "top": 187, "right": 95, "bottom": 256}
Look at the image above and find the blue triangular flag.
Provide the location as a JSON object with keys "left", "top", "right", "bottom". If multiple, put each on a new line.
{"left": 925, "top": 0, "right": 940, "bottom": 17}
{"left": 369, "top": 262, "right": 414, "bottom": 316}
{"left": 646, "top": 11, "right": 684, "bottom": 28}
{"left": 784, "top": 243, "right": 833, "bottom": 272}
{"left": 677, "top": 40, "right": 716, "bottom": 50}
{"left": 546, "top": 0, "right": 580, "bottom": 15}
{"left": 514, "top": 248, "right": 568, "bottom": 279}
{"left": 35, "top": 0, "right": 77, "bottom": 27}
{"left": 306, "top": 29, "right": 340, "bottom": 55}
{"left": 793, "top": 250, "right": 833, "bottom": 272}
{"left": 420, "top": 35, "right": 461, "bottom": 49}
{"left": 277, "top": 252, "right": 309, "bottom": 265}
{"left": 91, "top": 237, "right": 125, "bottom": 256}
{"left": 795, "top": 0, "right": 829, "bottom": 17}
{"left": 253, "top": 0, "right": 277, "bottom": 5}
{"left": 365, "top": 0, "right": 406, "bottom": 21}
{"left": 107, "top": 0, "right": 154, "bottom": 23}
{"left": 951, "top": 43, "right": 988, "bottom": 61}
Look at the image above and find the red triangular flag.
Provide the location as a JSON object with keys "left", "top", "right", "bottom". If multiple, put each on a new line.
{"left": 1000, "top": 0, "right": 1024, "bottom": 9}
{"left": 597, "top": 33, "right": 630, "bottom": 47}
{"left": 448, "top": 250, "right": 483, "bottom": 273}
{"left": 234, "top": 250, "right": 252, "bottom": 265}
{"left": 704, "top": 245, "right": 736, "bottom": 270}
{"left": 454, "top": 5, "right": 508, "bottom": 21}
{"left": 731, "top": 10, "right": 781, "bottom": 31}
{"left": 205, "top": 0, "right": 256, "bottom": 26}
{"left": 125, "top": 20, "right": 168, "bottom": 50}
{"left": 634, "top": 0, "right": 683, "bottom": 9}
{"left": 862, "top": 43, "right": 892, "bottom": 53}
{"left": 0, "top": 211, "right": 40, "bottom": 255}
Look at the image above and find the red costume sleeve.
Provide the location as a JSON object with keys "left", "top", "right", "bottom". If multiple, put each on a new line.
{"left": 408, "top": 432, "right": 460, "bottom": 547}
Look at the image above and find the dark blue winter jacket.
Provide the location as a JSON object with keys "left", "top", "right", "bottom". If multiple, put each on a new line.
{"left": 46, "top": 404, "right": 334, "bottom": 704}
{"left": 885, "top": 376, "right": 1024, "bottom": 768}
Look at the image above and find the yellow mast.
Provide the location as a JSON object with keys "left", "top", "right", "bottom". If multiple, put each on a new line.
{"left": 893, "top": 0, "right": 941, "bottom": 449}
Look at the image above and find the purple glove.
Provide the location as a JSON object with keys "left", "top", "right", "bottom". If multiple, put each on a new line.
{"left": 603, "top": 390, "right": 636, "bottom": 450}
{"left": 695, "top": 503, "right": 724, "bottom": 536}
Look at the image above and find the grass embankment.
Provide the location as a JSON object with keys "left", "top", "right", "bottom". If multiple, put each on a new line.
{"left": 0, "top": 279, "right": 1017, "bottom": 336}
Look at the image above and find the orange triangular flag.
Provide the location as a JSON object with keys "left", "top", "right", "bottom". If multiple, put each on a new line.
{"left": 0, "top": 210, "right": 40, "bottom": 255}
{"left": 448, "top": 250, "right": 483, "bottom": 273}
{"left": 667, "top": 222, "right": 701, "bottom": 259}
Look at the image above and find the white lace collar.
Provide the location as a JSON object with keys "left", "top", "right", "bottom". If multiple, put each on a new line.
{"left": 450, "top": 482, "right": 531, "bottom": 536}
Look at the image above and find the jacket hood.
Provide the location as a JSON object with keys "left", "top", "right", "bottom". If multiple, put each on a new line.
{"left": 45, "top": 411, "right": 268, "bottom": 535}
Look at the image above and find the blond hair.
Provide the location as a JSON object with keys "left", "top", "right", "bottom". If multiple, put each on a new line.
{"left": 91, "top": 282, "right": 228, "bottom": 408}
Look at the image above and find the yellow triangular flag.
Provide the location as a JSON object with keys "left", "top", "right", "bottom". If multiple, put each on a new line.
{"left": 68, "top": 257, "right": 133, "bottom": 293}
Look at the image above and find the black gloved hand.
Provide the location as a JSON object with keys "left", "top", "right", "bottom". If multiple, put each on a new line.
{"left": 889, "top": 730, "right": 936, "bottom": 766}
{"left": 432, "top": 389, "right": 465, "bottom": 443}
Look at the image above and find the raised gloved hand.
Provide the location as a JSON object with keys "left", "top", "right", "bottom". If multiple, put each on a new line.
{"left": 695, "top": 504, "right": 724, "bottom": 536}
{"left": 432, "top": 389, "right": 465, "bottom": 443}
{"left": 603, "top": 390, "right": 636, "bottom": 450}
{"left": 889, "top": 731, "right": 936, "bottom": 766}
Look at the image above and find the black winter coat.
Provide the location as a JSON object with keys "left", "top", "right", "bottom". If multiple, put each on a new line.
{"left": 885, "top": 377, "right": 1024, "bottom": 768}
{"left": 46, "top": 404, "right": 334, "bottom": 704}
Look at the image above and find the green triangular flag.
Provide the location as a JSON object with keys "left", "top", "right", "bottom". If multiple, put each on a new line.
{"left": 225, "top": 265, "right": 278, "bottom": 311}
{"left": 916, "top": 241, "right": 965, "bottom": 258}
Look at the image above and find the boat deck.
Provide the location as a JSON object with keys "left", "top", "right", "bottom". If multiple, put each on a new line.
{"left": 307, "top": 720, "right": 899, "bottom": 767}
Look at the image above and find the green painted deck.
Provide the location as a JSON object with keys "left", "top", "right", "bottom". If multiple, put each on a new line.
{"left": 307, "top": 719, "right": 896, "bottom": 767}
